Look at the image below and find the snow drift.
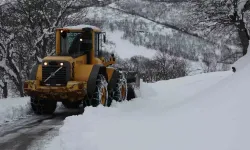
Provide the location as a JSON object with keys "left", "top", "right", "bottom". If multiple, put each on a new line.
{"left": 0, "top": 97, "right": 31, "bottom": 125}
{"left": 45, "top": 71, "right": 236, "bottom": 150}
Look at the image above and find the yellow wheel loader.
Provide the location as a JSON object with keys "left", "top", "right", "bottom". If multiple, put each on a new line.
{"left": 23, "top": 25, "right": 139, "bottom": 115}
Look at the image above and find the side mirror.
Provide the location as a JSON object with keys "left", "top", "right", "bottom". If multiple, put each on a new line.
{"left": 110, "top": 53, "right": 115, "bottom": 61}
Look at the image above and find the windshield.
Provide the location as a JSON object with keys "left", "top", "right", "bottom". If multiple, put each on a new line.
{"left": 60, "top": 32, "right": 92, "bottom": 56}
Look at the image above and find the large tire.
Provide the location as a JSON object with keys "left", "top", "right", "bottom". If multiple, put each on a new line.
{"left": 91, "top": 74, "right": 109, "bottom": 107}
{"left": 113, "top": 73, "right": 127, "bottom": 102}
{"left": 62, "top": 101, "right": 82, "bottom": 109}
{"left": 30, "top": 97, "right": 57, "bottom": 115}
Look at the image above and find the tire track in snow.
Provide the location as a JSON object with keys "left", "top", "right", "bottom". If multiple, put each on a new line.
{"left": 0, "top": 109, "right": 84, "bottom": 150}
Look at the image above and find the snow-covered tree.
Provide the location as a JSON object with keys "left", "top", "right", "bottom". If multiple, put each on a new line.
{"left": 193, "top": 0, "right": 250, "bottom": 55}
{"left": 227, "top": 0, "right": 250, "bottom": 55}
{"left": 0, "top": 69, "right": 8, "bottom": 98}
{"left": 0, "top": 6, "right": 24, "bottom": 96}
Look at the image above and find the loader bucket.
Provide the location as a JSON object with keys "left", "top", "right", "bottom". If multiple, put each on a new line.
{"left": 126, "top": 71, "right": 140, "bottom": 87}
{"left": 125, "top": 71, "right": 140, "bottom": 100}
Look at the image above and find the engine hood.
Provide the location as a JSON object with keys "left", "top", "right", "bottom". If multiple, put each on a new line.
{"left": 43, "top": 56, "right": 74, "bottom": 63}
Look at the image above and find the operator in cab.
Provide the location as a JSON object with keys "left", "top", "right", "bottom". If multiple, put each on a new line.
{"left": 60, "top": 30, "right": 92, "bottom": 57}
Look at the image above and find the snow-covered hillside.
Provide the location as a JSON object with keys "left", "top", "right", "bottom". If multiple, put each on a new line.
{"left": 44, "top": 70, "right": 237, "bottom": 150}
{"left": 107, "top": 31, "right": 156, "bottom": 59}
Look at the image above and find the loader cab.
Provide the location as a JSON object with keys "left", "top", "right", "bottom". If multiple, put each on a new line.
{"left": 56, "top": 26, "right": 106, "bottom": 64}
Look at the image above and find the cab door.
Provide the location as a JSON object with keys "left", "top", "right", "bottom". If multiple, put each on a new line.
{"left": 95, "top": 32, "right": 106, "bottom": 58}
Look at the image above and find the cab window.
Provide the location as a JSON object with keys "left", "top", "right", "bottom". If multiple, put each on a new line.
{"left": 95, "top": 32, "right": 104, "bottom": 57}
{"left": 60, "top": 31, "right": 92, "bottom": 57}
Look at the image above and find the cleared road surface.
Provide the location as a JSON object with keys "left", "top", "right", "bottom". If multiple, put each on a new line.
{"left": 0, "top": 107, "right": 84, "bottom": 150}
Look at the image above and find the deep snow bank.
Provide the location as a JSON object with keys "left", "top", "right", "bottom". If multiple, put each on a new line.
{"left": 156, "top": 60, "right": 250, "bottom": 150}
{"left": 0, "top": 97, "right": 31, "bottom": 125}
{"left": 45, "top": 71, "right": 232, "bottom": 150}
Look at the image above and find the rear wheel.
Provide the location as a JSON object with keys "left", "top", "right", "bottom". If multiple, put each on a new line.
{"left": 30, "top": 97, "right": 57, "bottom": 115}
{"left": 91, "top": 74, "right": 109, "bottom": 107}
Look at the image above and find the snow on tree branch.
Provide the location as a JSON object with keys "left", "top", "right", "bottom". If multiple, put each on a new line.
{"left": 236, "top": 0, "right": 249, "bottom": 14}
{"left": 227, "top": 0, "right": 250, "bottom": 19}
{"left": 0, "top": 58, "right": 17, "bottom": 80}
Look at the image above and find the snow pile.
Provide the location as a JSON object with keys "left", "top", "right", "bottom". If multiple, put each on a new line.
{"left": 0, "top": 97, "right": 31, "bottom": 125}
{"left": 45, "top": 71, "right": 234, "bottom": 150}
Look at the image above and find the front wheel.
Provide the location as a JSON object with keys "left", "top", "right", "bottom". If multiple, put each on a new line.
{"left": 91, "top": 74, "right": 109, "bottom": 107}
{"left": 113, "top": 73, "right": 127, "bottom": 102}
{"left": 30, "top": 97, "right": 57, "bottom": 115}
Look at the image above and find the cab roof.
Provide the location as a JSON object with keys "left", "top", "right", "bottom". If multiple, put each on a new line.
{"left": 57, "top": 24, "right": 102, "bottom": 32}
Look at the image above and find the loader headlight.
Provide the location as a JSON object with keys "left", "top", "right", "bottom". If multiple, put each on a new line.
{"left": 60, "top": 62, "right": 64, "bottom": 66}
{"left": 44, "top": 62, "right": 48, "bottom": 66}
